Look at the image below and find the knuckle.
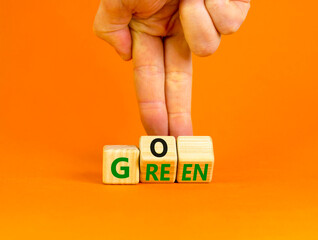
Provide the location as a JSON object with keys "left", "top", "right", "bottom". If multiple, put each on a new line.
{"left": 134, "top": 65, "right": 164, "bottom": 77}
{"left": 166, "top": 71, "right": 192, "bottom": 82}
{"left": 138, "top": 100, "right": 166, "bottom": 111}
{"left": 206, "top": 0, "right": 222, "bottom": 14}
{"left": 93, "top": 21, "right": 108, "bottom": 39}
{"left": 206, "top": 0, "right": 245, "bottom": 35}
{"left": 93, "top": 23, "right": 103, "bottom": 38}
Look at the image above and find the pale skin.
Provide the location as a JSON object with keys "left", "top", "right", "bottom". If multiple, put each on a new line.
{"left": 94, "top": 0, "right": 250, "bottom": 137}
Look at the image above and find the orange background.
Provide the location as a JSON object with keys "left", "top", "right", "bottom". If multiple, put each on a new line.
{"left": 1, "top": 0, "right": 318, "bottom": 239}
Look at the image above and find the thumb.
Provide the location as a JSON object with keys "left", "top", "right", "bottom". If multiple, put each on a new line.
{"left": 93, "top": 0, "right": 132, "bottom": 61}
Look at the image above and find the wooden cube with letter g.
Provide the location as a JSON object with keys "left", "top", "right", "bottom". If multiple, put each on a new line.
{"left": 103, "top": 145, "right": 139, "bottom": 184}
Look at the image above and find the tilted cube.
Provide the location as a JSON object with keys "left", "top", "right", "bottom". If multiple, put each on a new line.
{"left": 139, "top": 136, "right": 177, "bottom": 183}
{"left": 176, "top": 136, "right": 214, "bottom": 183}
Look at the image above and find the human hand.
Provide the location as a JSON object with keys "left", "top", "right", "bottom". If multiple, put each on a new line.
{"left": 93, "top": 0, "right": 250, "bottom": 137}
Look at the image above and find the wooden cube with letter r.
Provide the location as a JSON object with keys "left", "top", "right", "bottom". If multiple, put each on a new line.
{"left": 139, "top": 136, "right": 177, "bottom": 183}
{"left": 176, "top": 136, "right": 214, "bottom": 183}
{"left": 103, "top": 145, "right": 139, "bottom": 184}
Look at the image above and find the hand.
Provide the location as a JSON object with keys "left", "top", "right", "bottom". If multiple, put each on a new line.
{"left": 93, "top": 0, "right": 250, "bottom": 137}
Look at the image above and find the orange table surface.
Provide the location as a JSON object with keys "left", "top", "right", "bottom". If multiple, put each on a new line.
{"left": 1, "top": 142, "right": 318, "bottom": 239}
{"left": 1, "top": 0, "right": 318, "bottom": 239}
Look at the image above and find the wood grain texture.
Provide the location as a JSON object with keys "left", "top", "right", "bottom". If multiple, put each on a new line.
{"left": 139, "top": 136, "right": 177, "bottom": 183}
{"left": 176, "top": 136, "right": 214, "bottom": 183}
{"left": 103, "top": 145, "right": 139, "bottom": 184}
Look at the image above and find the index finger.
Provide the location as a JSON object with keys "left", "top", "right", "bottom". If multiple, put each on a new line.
{"left": 132, "top": 30, "right": 168, "bottom": 135}
{"left": 164, "top": 25, "right": 193, "bottom": 137}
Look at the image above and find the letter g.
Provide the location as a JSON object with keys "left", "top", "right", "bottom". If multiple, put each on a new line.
{"left": 111, "top": 157, "right": 129, "bottom": 178}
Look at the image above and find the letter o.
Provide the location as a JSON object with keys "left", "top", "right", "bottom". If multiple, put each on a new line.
{"left": 150, "top": 138, "right": 168, "bottom": 157}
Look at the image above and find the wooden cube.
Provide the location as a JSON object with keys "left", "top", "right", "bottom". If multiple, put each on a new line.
{"left": 139, "top": 136, "right": 177, "bottom": 183}
{"left": 103, "top": 145, "right": 140, "bottom": 184}
{"left": 176, "top": 136, "right": 214, "bottom": 183}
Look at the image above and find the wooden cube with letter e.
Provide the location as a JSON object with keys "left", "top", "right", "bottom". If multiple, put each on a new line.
{"left": 176, "top": 136, "right": 214, "bottom": 183}
{"left": 139, "top": 136, "right": 177, "bottom": 183}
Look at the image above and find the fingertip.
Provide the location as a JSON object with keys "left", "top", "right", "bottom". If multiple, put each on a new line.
{"left": 168, "top": 113, "right": 193, "bottom": 138}
{"left": 140, "top": 105, "right": 169, "bottom": 136}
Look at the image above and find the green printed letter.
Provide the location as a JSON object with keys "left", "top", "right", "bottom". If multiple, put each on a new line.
{"left": 146, "top": 164, "right": 159, "bottom": 181}
{"left": 193, "top": 164, "right": 209, "bottom": 181}
{"left": 182, "top": 164, "right": 192, "bottom": 181}
{"left": 111, "top": 157, "right": 129, "bottom": 179}
{"left": 160, "top": 164, "right": 170, "bottom": 181}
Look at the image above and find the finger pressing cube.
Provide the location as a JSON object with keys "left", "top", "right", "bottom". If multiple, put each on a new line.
{"left": 139, "top": 136, "right": 177, "bottom": 183}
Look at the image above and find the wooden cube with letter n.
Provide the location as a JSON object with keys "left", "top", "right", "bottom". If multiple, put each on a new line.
{"left": 103, "top": 145, "right": 140, "bottom": 184}
{"left": 177, "top": 136, "right": 214, "bottom": 183}
{"left": 140, "top": 136, "right": 177, "bottom": 183}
